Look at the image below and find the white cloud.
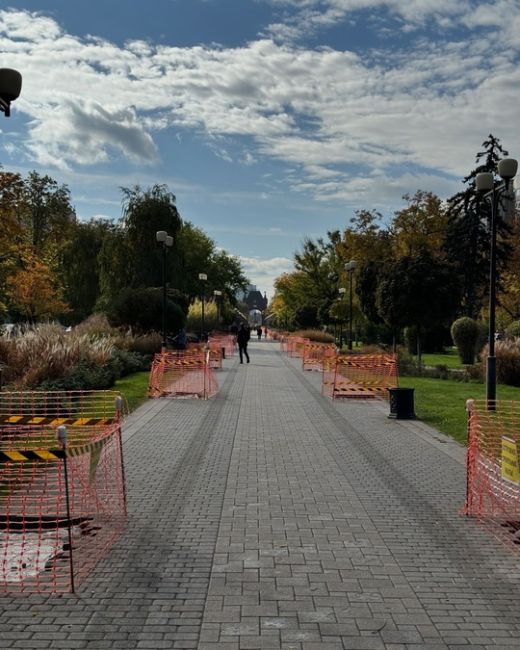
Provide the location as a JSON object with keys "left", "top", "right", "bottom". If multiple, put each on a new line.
{"left": 239, "top": 255, "right": 294, "bottom": 298}
{"left": 2, "top": 5, "right": 520, "bottom": 211}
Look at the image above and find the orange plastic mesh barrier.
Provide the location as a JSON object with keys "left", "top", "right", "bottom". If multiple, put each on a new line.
{"left": 208, "top": 334, "right": 236, "bottom": 359}
{"left": 148, "top": 350, "right": 219, "bottom": 399}
{"left": 322, "top": 353, "right": 398, "bottom": 399}
{"left": 0, "top": 390, "right": 127, "bottom": 593}
{"left": 302, "top": 342, "right": 337, "bottom": 372}
{"left": 287, "top": 337, "right": 311, "bottom": 358}
{"left": 464, "top": 400, "right": 520, "bottom": 524}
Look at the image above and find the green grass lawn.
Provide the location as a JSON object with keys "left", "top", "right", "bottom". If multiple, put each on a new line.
{"left": 420, "top": 349, "right": 466, "bottom": 369}
{"left": 399, "top": 375, "right": 520, "bottom": 444}
{"left": 114, "top": 371, "right": 150, "bottom": 412}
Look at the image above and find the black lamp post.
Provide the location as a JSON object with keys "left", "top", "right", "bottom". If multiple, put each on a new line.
{"left": 156, "top": 230, "right": 173, "bottom": 350}
{"left": 198, "top": 273, "right": 207, "bottom": 341}
{"left": 338, "top": 287, "right": 346, "bottom": 348}
{"left": 0, "top": 68, "right": 22, "bottom": 117}
{"left": 345, "top": 260, "right": 357, "bottom": 350}
{"left": 214, "top": 290, "right": 222, "bottom": 326}
{"left": 476, "top": 158, "right": 518, "bottom": 409}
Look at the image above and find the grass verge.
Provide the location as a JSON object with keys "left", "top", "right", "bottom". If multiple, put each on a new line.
{"left": 399, "top": 375, "right": 520, "bottom": 444}
{"left": 114, "top": 371, "right": 150, "bottom": 412}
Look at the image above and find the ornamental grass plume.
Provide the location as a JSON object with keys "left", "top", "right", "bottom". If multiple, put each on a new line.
{"left": 0, "top": 322, "right": 114, "bottom": 389}
{"left": 481, "top": 339, "right": 520, "bottom": 387}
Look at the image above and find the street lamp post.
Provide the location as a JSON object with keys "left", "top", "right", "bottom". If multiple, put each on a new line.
{"left": 198, "top": 273, "right": 207, "bottom": 341}
{"left": 338, "top": 287, "right": 346, "bottom": 348}
{"left": 214, "top": 290, "right": 222, "bottom": 326}
{"left": 476, "top": 158, "right": 518, "bottom": 409}
{"left": 0, "top": 68, "right": 22, "bottom": 117}
{"left": 345, "top": 260, "right": 358, "bottom": 350}
{"left": 156, "top": 231, "right": 173, "bottom": 350}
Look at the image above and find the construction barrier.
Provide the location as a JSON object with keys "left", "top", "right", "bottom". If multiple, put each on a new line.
{"left": 322, "top": 353, "right": 398, "bottom": 399}
{"left": 208, "top": 334, "right": 236, "bottom": 357}
{"left": 287, "top": 337, "right": 310, "bottom": 359}
{"left": 0, "top": 390, "right": 127, "bottom": 593}
{"left": 148, "top": 350, "right": 219, "bottom": 399}
{"left": 302, "top": 342, "right": 337, "bottom": 372}
{"left": 464, "top": 400, "right": 520, "bottom": 532}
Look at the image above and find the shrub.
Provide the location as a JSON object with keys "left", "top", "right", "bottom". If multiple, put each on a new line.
{"left": 481, "top": 340, "right": 520, "bottom": 386}
{"left": 505, "top": 320, "right": 520, "bottom": 339}
{"left": 291, "top": 329, "right": 334, "bottom": 343}
{"left": 451, "top": 317, "right": 479, "bottom": 365}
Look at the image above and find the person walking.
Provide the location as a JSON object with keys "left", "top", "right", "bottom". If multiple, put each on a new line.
{"left": 237, "top": 323, "right": 250, "bottom": 364}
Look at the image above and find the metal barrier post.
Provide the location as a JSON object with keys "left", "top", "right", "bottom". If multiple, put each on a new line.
{"left": 465, "top": 399, "right": 474, "bottom": 517}
{"left": 57, "top": 424, "right": 75, "bottom": 593}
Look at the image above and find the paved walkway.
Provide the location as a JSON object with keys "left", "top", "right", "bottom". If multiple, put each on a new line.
{"left": 2, "top": 340, "right": 520, "bottom": 649}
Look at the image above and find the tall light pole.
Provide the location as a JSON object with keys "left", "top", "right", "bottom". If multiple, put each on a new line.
{"left": 338, "top": 287, "right": 346, "bottom": 348}
{"left": 0, "top": 68, "right": 22, "bottom": 117}
{"left": 198, "top": 273, "right": 207, "bottom": 341}
{"left": 345, "top": 260, "right": 357, "bottom": 350}
{"left": 156, "top": 231, "right": 173, "bottom": 350}
{"left": 476, "top": 158, "right": 518, "bottom": 409}
{"left": 214, "top": 290, "right": 222, "bottom": 326}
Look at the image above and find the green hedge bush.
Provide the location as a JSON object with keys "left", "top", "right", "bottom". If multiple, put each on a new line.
{"left": 451, "top": 317, "right": 479, "bottom": 364}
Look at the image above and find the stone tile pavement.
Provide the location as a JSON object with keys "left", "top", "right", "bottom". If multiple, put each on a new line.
{"left": 1, "top": 340, "right": 520, "bottom": 649}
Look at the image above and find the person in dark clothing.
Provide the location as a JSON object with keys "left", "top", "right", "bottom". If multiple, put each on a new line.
{"left": 173, "top": 327, "right": 187, "bottom": 350}
{"left": 257, "top": 326, "right": 262, "bottom": 340}
{"left": 237, "top": 323, "right": 250, "bottom": 364}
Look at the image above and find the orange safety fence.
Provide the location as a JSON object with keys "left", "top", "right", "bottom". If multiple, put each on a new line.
{"left": 186, "top": 343, "right": 223, "bottom": 370}
{"left": 322, "top": 353, "right": 398, "bottom": 399}
{"left": 0, "top": 390, "right": 127, "bottom": 593}
{"left": 287, "top": 337, "right": 311, "bottom": 358}
{"left": 302, "top": 342, "right": 337, "bottom": 372}
{"left": 208, "top": 334, "right": 236, "bottom": 357}
{"left": 464, "top": 400, "right": 520, "bottom": 527}
{"left": 148, "top": 350, "right": 219, "bottom": 399}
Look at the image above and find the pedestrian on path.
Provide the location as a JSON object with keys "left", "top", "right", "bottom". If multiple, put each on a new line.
{"left": 237, "top": 323, "right": 250, "bottom": 363}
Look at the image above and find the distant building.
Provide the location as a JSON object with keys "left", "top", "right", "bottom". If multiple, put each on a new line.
{"left": 237, "top": 285, "right": 268, "bottom": 312}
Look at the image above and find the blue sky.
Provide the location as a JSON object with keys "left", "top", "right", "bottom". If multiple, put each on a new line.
{"left": 1, "top": 1, "right": 520, "bottom": 297}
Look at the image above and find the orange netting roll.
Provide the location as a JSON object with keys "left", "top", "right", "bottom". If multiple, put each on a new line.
{"left": 148, "top": 350, "right": 219, "bottom": 399}
{"left": 302, "top": 342, "right": 337, "bottom": 372}
{"left": 322, "top": 353, "right": 398, "bottom": 399}
{"left": 464, "top": 399, "right": 520, "bottom": 521}
{"left": 0, "top": 390, "right": 127, "bottom": 593}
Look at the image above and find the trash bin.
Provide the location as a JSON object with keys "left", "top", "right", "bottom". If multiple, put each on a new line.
{"left": 388, "top": 387, "right": 416, "bottom": 420}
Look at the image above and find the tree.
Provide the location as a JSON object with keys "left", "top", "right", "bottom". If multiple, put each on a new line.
{"left": 121, "top": 184, "right": 182, "bottom": 289}
{"left": 391, "top": 191, "right": 448, "bottom": 259}
{"left": 6, "top": 257, "right": 70, "bottom": 322}
{"left": 23, "top": 171, "right": 75, "bottom": 252}
{"left": 60, "top": 219, "right": 112, "bottom": 322}
{"left": 376, "top": 253, "right": 460, "bottom": 365}
{"left": 444, "top": 134, "right": 511, "bottom": 319}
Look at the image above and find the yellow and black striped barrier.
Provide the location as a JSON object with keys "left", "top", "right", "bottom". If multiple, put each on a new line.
{"left": 0, "top": 437, "right": 107, "bottom": 463}
{"left": 0, "top": 415, "right": 115, "bottom": 426}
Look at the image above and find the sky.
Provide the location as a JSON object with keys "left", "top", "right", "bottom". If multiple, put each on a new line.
{"left": 1, "top": 1, "right": 520, "bottom": 298}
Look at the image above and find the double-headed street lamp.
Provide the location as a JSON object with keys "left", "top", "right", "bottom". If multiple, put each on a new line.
{"left": 345, "top": 260, "right": 358, "bottom": 350}
{"left": 476, "top": 158, "right": 518, "bottom": 409}
{"left": 214, "top": 290, "right": 222, "bottom": 325}
{"left": 156, "top": 231, "right": 173, "bottom": 350}
{"left": 0, "top": 68, "right": 22, "bottom": 117}
{"left": 198, "top": 273, "right": 207, "bottom": 341}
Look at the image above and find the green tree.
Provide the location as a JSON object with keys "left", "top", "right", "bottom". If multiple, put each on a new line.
{"left": 376, "top": 253, "right": 460, "bottom": 365}
{"left": 60, "top": 219, "right": 112, "bottom": 322}
{"left": 121, "top": 184, "right": 182, "bottom": 289}
{"left": 444, "top": 134, "right": 511, "bottom": 319}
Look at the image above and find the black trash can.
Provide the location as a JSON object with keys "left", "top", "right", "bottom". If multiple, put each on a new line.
{"left": 388, "top": 387, "right": 416, "bottom": 420}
